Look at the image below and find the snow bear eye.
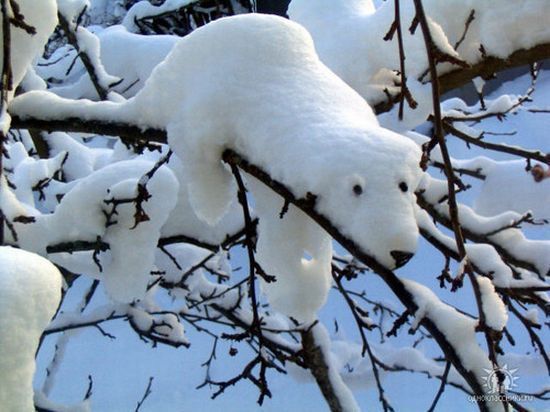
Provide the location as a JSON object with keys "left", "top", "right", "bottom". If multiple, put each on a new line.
{"left": 352, "top": 184, "right": 363, "bottom": 196}
{"left": 399, "top": 181, "right": 409, "bottom": 193}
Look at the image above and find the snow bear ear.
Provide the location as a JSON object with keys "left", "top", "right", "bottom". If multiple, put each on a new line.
{"left": 186, "top": 161, "right": 235, "bottom": 226}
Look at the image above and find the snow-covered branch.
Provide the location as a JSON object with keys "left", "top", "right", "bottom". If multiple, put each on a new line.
{"left": 1, "top": 2, "right": 548, "bottom": 410}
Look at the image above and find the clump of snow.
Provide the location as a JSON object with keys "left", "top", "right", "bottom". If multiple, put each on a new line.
{"left": 378, "top": 79, "right": 433, "bottom": 132}
{"left": 159, "top": 153, "right": 245, "bottom": 247}
{"left": 251, "top": 178, "right": 332, "bottom": 324}
{"left": 476, "top": 276, "right": 508, "bottom": 331}
{"left": 34, "top": 392, "right": 91, "bottom": 412}
{"left": 57, "top": 0, "right": 90, "bottom": 22}
{"left": 10, "top": 160, "right": 179, "bottom": 303}
{"left": 418, "top": 172, "right": 550, "bottom": 282}
{"left": 5, "top": 141, "right": 67, "bottom": 208}
{"left": 43, "top": 25, "right": 178, "bottom": 100}
{"left": 57, "top": 0, "right": 121, "bottom": 100}
{"left": 10, "top": 14, "right": 423, "bottom": 269}
{"left": 287, "top": 0, "right": 456, "bottom": 105}
{"left": 1, "top": 0, "right": 58, "bottom": 99}
{"left": 524, "top": 308, "right": 540, "bottom": 325}
{"left": 0, "top": 246, "right": 62, "bottom": 411}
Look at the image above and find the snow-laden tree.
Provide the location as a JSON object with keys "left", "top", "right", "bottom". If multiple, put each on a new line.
{"left": 0, "top": 0, "right": 548, "bottom": 411}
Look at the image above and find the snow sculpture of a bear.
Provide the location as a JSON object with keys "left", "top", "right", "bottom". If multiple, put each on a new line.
{"left": 127, "top": 14, "right": 423, "bottom": 272}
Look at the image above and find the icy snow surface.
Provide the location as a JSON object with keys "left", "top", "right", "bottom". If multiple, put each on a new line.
{"left": 0, "top": 246, "right": 62, "bottom": 411}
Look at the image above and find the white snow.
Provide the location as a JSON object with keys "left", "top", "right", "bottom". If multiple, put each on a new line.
{"left": 9, "top": 160, "right": 179, "bottom": 303}
{"left": 251, "top": 177, "right": 333, "bottom": 324}
{"left": 474, "top": 160, "right": 550, "bottom": 220}
{"left": 403, "top": 278, "right": 504, "bottom": 411}
{"left": 0, "top": 0, "right": 57, "bottom": 100}
{"left": 1, "top": 4, "right": 548, "bottom": 410}
{"left": 288, "top": 0, "right": 550, "bottom": 108}
{"left": 476, "top": 276, "right": 508, "bottom": 331}
{"left": 43, "top": 25, "right": 177, "bottom": 100}
{"left": 312, "top": 323, "right": 361, "bottom": 412}
{"left": 0, "top": 246, "right": 62, "bottom": 411}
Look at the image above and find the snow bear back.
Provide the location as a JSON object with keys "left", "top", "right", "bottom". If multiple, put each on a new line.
{"left": 130, "top": 14, "right": 378, "bottom": 131}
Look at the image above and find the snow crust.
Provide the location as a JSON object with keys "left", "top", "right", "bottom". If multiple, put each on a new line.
{"left": 0, "top": 246, "right": 62, "bottom": 411}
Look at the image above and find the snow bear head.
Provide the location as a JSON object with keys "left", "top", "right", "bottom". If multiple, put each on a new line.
{"left": 311, "top": 127, "right": 423, "bottom": 270}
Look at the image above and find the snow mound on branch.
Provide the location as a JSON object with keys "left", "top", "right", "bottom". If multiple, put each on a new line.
{"left": 0, "top": 246, "right": 62, "bottom": 411}
{"left": 127, "top": 14, "right": 422, "bottom": 271}
{"left": 403, "top": 278, "right": 505, "bottom": 411}
{"left": 43, "top": 26, "right": 178, "bottom": 99}
{"left": 12, "top": 160, "right": 178, "bottom": 303}
{"left": 123, "top": 0, "right": 195, "bottom": 32}
{"left": 159, "top": 153, "right": 244, "bottom": 247}
{"left": 288, "top": 0, "right": 456, "bottom": 106}
{"left": 0, "top": 0, "right": 57, "bottom": 99}
{"left": 477, "top": 276, "right": 508, "bottom": 332}
{"left": 288, "top": 0, "right": 550, "bottom": 107}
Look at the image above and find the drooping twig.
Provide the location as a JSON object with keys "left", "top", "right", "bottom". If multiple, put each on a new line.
{"left": 505, "top": 297, "right": 550, "bottom": 374}
{"left": 384, "top": 0, "right": 417, "bottom": 120}
{"left": 135, "top": 377, "right": 154, "bottom": 412}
